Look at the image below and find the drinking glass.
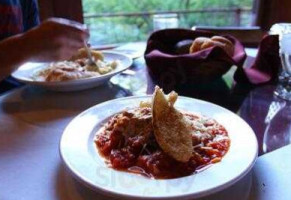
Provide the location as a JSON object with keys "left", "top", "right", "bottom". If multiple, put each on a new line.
{"left": 153, "top": 14, "right": 178, "bottom": 31}
{"left": 262, "top": 97, "right": 290, "bottom": 153}
{"left": 270, "top": 23, "right": 291, "bottom": 100}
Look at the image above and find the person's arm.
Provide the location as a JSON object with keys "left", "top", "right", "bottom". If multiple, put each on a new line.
{"left": 0, "top": 18, "right": 89, "bottom": 81}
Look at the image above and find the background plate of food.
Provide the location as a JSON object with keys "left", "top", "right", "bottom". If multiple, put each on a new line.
{"left": 11, "top": 50, "right": 133, "bottom": 92}
{"left": 60, "top": 87, "right": 258, "bottom": 199}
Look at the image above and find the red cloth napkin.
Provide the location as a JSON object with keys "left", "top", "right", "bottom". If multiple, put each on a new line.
{"left": 234, "top": 35, "right": 281, "bottom": 85}
{"left": 144, "top": 29, "right": 246, "bottom": 91}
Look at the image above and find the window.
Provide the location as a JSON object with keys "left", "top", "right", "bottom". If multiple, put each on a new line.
{"left": 82, "top": 0, "right": 254, "bottom": 45}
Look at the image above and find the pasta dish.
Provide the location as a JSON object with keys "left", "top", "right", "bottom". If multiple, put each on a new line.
{"left": 33, "top": 49, "right": 118, "bottom": 82}
{"left": 95, "top": 86, "right": 230, "bottom": 179}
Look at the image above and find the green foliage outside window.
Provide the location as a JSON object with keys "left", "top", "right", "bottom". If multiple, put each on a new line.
{"left": 82, "top": 0, "right": 253, "bottom": 45}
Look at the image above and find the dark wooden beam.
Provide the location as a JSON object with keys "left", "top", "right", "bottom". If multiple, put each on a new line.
{"left": 38, "top": 0, "right": 84, "bottom": 23}
{"left": 255, "top": 0, "right": 291, "bottom": 30}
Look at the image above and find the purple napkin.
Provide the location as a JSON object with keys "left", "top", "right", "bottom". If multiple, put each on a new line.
{"left": 234, "top": 35, "right": 282, "bottom": 85}
{"left": 144, "top": 29, "right": 246, "bottom": 90}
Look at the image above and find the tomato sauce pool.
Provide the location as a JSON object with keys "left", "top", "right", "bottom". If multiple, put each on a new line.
{"left": 95, "top": 108, "right": 230, "bottom": 179}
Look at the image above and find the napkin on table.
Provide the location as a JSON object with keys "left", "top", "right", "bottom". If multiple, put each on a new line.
{"left": 234, "top": 35, "right": 282, "bottom": 85}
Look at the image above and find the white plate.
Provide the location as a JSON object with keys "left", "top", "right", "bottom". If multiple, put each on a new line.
{"left": 60, "top": 96, "right": 258, "bottom": 199}
{"left": 12, "top": 51, "right": 133, "bottom": 92}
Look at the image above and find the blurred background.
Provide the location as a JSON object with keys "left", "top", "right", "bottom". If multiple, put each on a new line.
{"left": 82, "top": 0, "right": 253, "bottom": 45}
{"left": 37, "top": 0, "right": 291, "bottom": 46}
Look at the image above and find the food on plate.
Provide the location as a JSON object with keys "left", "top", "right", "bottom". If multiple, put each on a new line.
{"left": 33, "top": 48, "right": 118, "bottom": 82}
{"left": 189, "top": 36, "right": 234, "bottom": 57}
{"left": 95, "top": 86, "right": 230, "bottom": 179}
{"left": 70, "top": 48, "right": 104, "bottom": 61}
{"left": 34, "top": 61, "right": 99, "bottom": 82}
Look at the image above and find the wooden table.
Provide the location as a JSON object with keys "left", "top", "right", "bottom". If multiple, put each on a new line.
{"left": 0, "top": 46, "right": 291, "bottom": 200}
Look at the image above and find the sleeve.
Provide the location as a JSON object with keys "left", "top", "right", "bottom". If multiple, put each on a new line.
{"left": 21, "top": 0, "right": 40, "bottom": 31}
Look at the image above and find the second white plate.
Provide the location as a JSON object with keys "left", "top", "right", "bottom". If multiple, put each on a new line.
{"left": 12, "top": 51, "right": 133, "bottom": 92}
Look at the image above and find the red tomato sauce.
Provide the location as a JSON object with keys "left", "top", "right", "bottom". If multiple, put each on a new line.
{"left": 95, "top": 108, "right": 230, "bottom": 179}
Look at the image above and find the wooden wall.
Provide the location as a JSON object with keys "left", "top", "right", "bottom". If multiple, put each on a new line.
{"left": 255, "top": 0, "right": 291, "bottom": 30}
{"left": 37, "top": 0, "right": 84, "bottom": 23}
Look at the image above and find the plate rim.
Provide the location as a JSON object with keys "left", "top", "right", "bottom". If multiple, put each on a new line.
{"left": 59, "top": 95, "right": 258, "bottom": 199}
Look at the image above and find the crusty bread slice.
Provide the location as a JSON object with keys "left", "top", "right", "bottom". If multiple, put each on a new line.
{"left": 152, "top": 86, "right": 192, "bottom": 162}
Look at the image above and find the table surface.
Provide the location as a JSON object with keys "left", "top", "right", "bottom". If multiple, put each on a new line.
{"left": 1, "top": 44, "right": 291, "bottom": 200}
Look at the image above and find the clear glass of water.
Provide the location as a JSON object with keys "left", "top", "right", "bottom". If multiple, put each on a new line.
{"left": 153, "top": 13, "right": 178, "bottom": 31}
{"left": 270, "top": 23, "right": 291, "bottom": 100}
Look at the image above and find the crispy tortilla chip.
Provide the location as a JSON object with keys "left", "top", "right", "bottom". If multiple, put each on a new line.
{"left": 152, "top": 86, "right": 192, "bottom": 162}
